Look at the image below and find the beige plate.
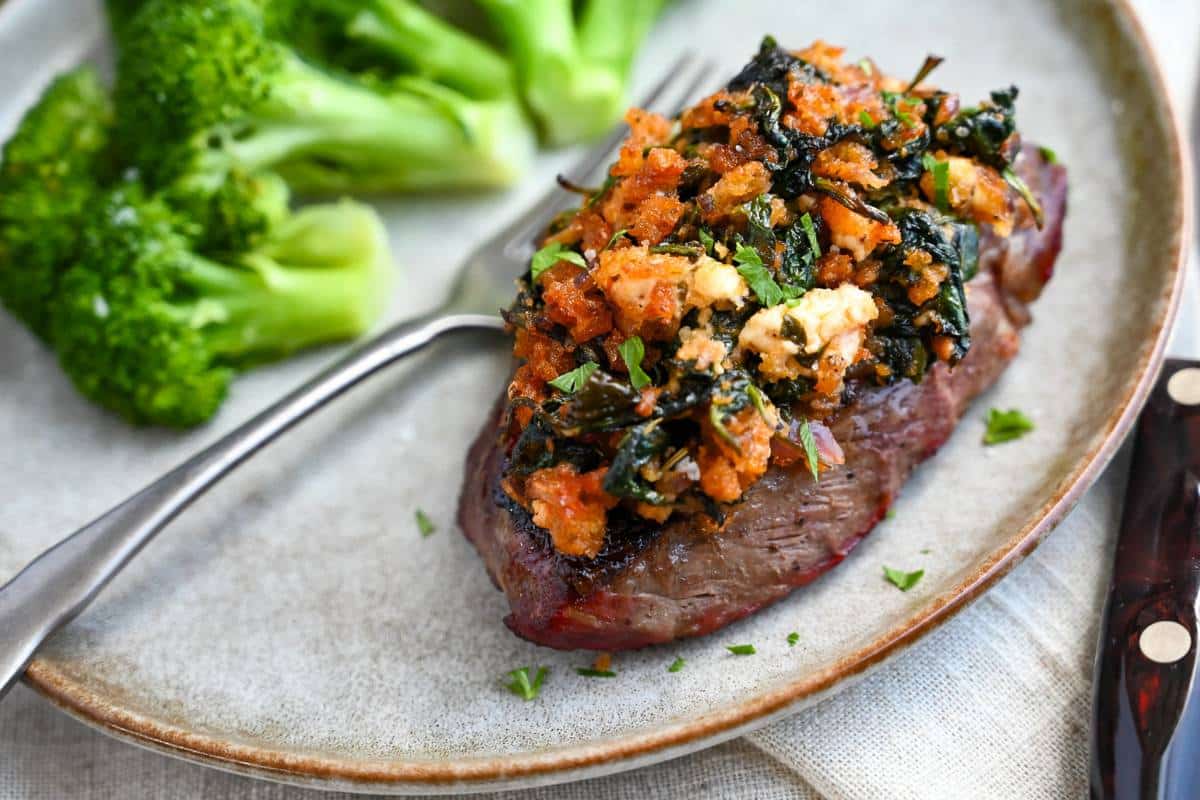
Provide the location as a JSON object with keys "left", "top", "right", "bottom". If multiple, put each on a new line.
{"left": 0, "top": 0, "right": 1189, "bottom": 793}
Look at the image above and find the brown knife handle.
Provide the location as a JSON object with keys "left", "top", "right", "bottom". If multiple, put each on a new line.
{"left": 1090, "top": 360, "right": 1200, "bottom": 800}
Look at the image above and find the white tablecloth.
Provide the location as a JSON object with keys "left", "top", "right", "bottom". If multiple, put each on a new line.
{"left": 2, "top": 1, "right": 1197, "bottom": 797}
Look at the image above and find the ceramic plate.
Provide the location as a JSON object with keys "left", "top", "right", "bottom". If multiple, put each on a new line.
{"left": 0, "top": 0, "right": 1187, "bottom": 793}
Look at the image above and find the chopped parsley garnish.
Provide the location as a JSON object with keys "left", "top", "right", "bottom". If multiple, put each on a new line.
{"left": 858, "top": 109, "right": 876, "bottom": 129}
{"left": 548, "top": 362, "right": 599, "bottom": 393}
{"left": 708, "top": 403, "right": 741, "bottom": 452}
{"left": 799, "top": 212, "right": 821, "bottom": 258}
{"left": 883, "top": 566, "right": 925, "bottom": 591}
{"left": 733, "top": 243, "right": 789, "bottom": 307}
{"left": 920, "top": 548, "right": 932, "bottom": 555}
{"left": 787, "top": 632, "right": 799, "bottom": 647}
{"left": 530, "top": 241, "right": 586, "bottom": 281}
{"left": 504, "top": 666, "right": 548, "bottom": 700}
{"left": 667, "top": 657, "right": 686, "bottom": 673}
{"left": 1002, "top": 168, "right": 1044, "bottom": 228}
{"left": 922, "top": 153, "right": 950, "bottom": 211}
{"left": 1038, "top": 145, "right": 1058, "bottom": 164}
{"left": 605, "top": 228, "right": 628, "bottom": 249}
{"left": 747, "top": 384, "right": 770, "bottom": 421}
{"left": 726, "top": 644, "right": 756, "bottom": 656}
{"left": 884, "top": 508, "right": 896, "bottom": 520}
{"left": 798, "top": 418, "right": 820, "bottom": 481}
{"left": 698, "top": 227, "right": 715, "bottom": 254}
{"left": 415, "top": 509, "right": 436, "bottom": 537}
{"left": 619, "top": 336, "right": 652, "bottom": 390}
{"left": 983, "top": 408, "right": 1034, "bottom": 445}
{"left": 575, "top": 667, "right": 617, "bottom": 678}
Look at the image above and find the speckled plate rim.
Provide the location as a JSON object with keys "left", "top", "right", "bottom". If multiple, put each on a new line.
{"left": 13, "top": 0, "right": 1191, "bottom": 794}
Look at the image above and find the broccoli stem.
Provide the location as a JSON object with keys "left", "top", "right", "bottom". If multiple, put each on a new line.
{"left": 174, "top": 201, "right": 393, "bottom": 362}
{"left": 345, "top": 0, "right": 515, "bottom": 101}
{"left": 577, "top": 0, "right": 669, "bottom": 77}
{"left": 476, "top": 0, "right": 666, "bottom": 145}
{"left": 222, "top": 55, "right": 533, "bottom": 191}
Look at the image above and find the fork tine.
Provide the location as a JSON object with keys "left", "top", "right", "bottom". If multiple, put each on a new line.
{"left": 498, "top": 54, "right": 718, "bottom": 250}
{"left": 663, "top": 59, "right": 719, "bottom": 119}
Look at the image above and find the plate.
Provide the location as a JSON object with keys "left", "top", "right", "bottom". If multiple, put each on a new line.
{"left": 0, "top": 0, "right": 1187, "bottom": 793}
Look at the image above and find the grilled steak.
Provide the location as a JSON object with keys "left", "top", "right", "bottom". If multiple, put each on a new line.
{"left": 457, "top": 152, "right": 1066, "bottom": 650}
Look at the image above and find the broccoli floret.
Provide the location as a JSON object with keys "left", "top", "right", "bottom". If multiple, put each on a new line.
{"left": 476, "top": 0, "right": 669, "bottom": 145}
{"left": 166, "top": 165, "right": 294, "bottom": 257}
{"left": 104, "top": 0, "right": 145, "bottom": 42}
{"left": 114, "top": 0, "right": 535, "bottom": 209}
{"left": 265, "top": 0, "right": 515, "bottom": 103}
{"left": 0, "top": 67, "right": 114, "bottom": 340}
{"left": 50, "top": 183, "right": 394, "bottom": 427}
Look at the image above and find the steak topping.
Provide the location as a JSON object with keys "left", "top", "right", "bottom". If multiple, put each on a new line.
{"left": 501, "top": 38, "right": 1045, "bottom": 556}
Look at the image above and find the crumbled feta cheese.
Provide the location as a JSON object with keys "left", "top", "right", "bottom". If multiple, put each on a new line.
{"left": 686, "top": 256, "right": 748, "bottom": 310}
{"left": 737, "top": 284, "right": 878, "bottom": 380}
{"left": 738, "top": 305, "right": 800, "bottom": 380}
{"left": 676, "top": 326, "right": 729, "bottom": 371}
{"left": 785, "top": 285, "right": 878, "bottom": 354}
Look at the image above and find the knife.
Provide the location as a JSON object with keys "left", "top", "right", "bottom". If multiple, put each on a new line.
{"left": 1089, "top": 358, "right": 1200, "bottom": 799}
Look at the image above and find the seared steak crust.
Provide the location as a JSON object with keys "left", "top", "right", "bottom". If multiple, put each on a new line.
{"left": 458, "top": 154, "right": 1067, "bottom": 651}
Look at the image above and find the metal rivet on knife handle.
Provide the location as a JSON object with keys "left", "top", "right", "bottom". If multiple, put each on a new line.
{"left": 1138, "top": 619, "right": 1193, "bottom": 664}
{"left": 1166, "top": 367, "right": 1200, "bottom": 405}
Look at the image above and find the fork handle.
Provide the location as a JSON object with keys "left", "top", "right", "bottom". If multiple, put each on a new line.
{"left": 0, "top": 312, "right": 502, "bottom": 700}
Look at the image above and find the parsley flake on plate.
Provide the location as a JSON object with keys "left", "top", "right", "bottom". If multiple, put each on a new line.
{"left": 504, "top": 666, "right": 548, "bottom": 701}
{"left": 415, "top": 509, "right": 436, "bottom": 537}
{"left": 575, "top": 667, "right": 617, "bottom": 678}
{"left": 726, "top": 644, "right": 756, "bottom": 656}
{"left": 883, "top": 566, "right": 925, "bottom": 591}
{"left": 787, "top": 632, "right": 799, "bottom": 647}
{"left": 667, "top": 657, "right": 686, "bottom": 673}
{"left": 983, "top": 408, "right": 1034, "bottom": 445}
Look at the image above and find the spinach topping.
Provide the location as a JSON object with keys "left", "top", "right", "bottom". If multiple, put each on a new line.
{"left": 727, "top": 36, "right": 826, "bottom": 96}
{"left": 603, "top": 420, "right": 671, "bottom": 503}
{"left": 499, "top": 36, "right": 1045, "bottom": 542}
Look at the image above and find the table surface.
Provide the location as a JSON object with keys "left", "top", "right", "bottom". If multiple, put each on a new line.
{"left": 1, "top": 1, "right": 1197, "bottom": 798}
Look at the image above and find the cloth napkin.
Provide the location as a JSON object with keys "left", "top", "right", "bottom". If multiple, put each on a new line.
{"left": 2, "top": 2, "right": 1196, "bottom": 798}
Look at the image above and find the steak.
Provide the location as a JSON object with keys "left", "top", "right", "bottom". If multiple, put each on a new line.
{"left": 458, "top": 152, "right": 1067, "bottom": 651}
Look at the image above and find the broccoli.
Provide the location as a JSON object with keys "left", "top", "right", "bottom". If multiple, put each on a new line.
{"left": 476, "top": 0, "right": 670, "bottom": 145}
{"left": 0, "top": 67, "right": 114, "bottom": 340}
{"left": 113, "top": 0, "right": 535, "bottom": 217}
{"left": 50, "top": 182, "right": 394, "bottom": 427}
{"left": 103, "top": 0, "right": 145, "bottom": 43}
{"left": 264, "top": 0, "right": 515, "bottom": 103}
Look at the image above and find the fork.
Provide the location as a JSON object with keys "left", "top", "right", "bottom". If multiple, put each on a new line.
{"left": 0, "top": 54, "right": 716, "bottom": 700}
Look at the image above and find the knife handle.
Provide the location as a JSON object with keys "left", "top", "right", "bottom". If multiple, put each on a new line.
{"left": 1090, "top": 360, "right": 1200, "bottom": 800}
